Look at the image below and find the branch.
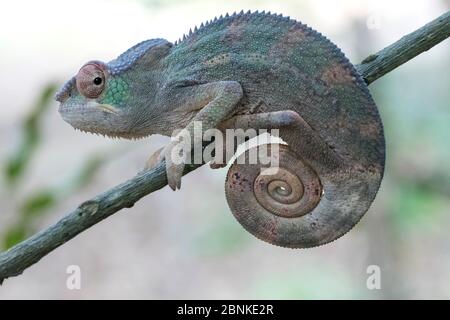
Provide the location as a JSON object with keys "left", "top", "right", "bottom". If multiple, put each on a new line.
{"left": 1, "top": 11, "right": 449, "bottom": 284}
{"left": 356, "top": 11, "right": 450, "bottom": 84}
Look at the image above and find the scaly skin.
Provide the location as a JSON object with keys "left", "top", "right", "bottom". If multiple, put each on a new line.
{"left": 56, "top": 11, "right": 385, "bottom": 248}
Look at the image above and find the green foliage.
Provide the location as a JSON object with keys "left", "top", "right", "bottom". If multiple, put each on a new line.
{"left": 391, "top": 183, "right": 447, "bottom": 231}
{"left": 21, "top": 191, "right": 56, "bottom": 218}
{"left": 70, "top": 155, "right": 104, "bottom": 190}
{"left": 3, "top": 225, "right": 27, "bottom": 250}
{"left": 2, "top": 191, "right": 56, "bottom": 248}
{"left": 4, "top": 83, "right": 57, "bottom": 185}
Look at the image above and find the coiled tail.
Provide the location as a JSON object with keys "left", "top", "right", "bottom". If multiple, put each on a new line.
{"left": 224, "top": 111, "right": 385, "bottom": 248}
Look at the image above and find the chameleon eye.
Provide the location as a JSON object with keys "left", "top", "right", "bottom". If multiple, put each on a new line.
{"left": 93, "top": 77, "right": 103, "bottom": 85}
{"left": 76, "top": 62, "right": 107, "bottom": 98}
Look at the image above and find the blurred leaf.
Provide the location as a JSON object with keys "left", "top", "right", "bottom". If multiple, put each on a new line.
{"left": 2, "top": 191, "right": 56, "bottom": 249}
{"left": 4, "top": 83, "right": 57, "bottom": 185}
{"left": 21, "top": 191, "right": 56, "bottom": 218}
{"left": 391, "top": 184, "right": 447, "bottom": 230}
{"left": 70, "top": 155, "right": 104, "bottom": 190}
{"left": 2, "top": 225, "right": 27, "bottom": 250}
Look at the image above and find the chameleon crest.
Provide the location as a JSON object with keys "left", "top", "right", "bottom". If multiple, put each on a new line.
{"left": 56, "top": 11, "right": 385, "bottom": 248}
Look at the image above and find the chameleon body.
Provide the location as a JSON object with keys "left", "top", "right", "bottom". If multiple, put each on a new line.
{"left": 56, "top": 11, "right": 385, "bottom": 248}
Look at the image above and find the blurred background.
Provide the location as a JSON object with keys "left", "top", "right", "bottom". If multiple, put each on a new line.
{"left": 0, "top": 0, "right": 449, "bottom": 299}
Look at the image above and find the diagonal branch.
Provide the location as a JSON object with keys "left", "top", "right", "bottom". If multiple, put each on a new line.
{"left": 356, "top": 10, "right": 450, "bottom": 84}
{"left": 1, "top": 11, "right": 449, "bottom": 284}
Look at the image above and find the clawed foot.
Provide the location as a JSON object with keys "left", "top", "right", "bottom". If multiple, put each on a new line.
{"left": 145, "top": 139, "right": 189, "bottom": 191}
{"left": 146, "top": 139, "right": 229, "bottom": 189}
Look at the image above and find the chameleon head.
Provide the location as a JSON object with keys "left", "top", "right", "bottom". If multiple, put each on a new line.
{"left": 56, "top": 60, "right": 133, "bottom": 138}
{"left": 56, "top": 38, "right": 173, "bottom": 139}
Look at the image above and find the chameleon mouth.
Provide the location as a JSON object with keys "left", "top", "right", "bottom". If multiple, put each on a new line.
{"left": 93, "top": 103, "right": 120, "bottom": 115}
{"left": 58, "top": 101, "right": 120, "bottom": 115}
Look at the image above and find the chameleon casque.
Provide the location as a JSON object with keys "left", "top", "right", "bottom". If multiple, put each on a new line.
{"left": 56, "top": 11, "right": 385, "bottom": 248}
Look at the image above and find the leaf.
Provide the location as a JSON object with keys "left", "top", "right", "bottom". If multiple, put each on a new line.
{"left": 21, "top": 191, "right": 56, "bottom": 218}
{"left": 2, "top": 225, "right": 27, "bottom": 250}
{"left": 4, "top": 83, "right": 58, "bottom": 185}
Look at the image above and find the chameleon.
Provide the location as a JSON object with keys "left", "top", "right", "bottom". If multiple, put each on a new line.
{"left": 56, "top": 10, "right": 385, "bottom": 248}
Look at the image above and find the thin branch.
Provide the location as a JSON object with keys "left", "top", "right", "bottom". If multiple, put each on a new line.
{"left": 1, "top": 11, "right": 449, "bottom": 284}
{"left": 356, "top": 11, "right": 450, "bottom": 84}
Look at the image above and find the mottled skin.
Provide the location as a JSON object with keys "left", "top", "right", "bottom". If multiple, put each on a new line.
{"left": 56, "top": 11, "right": 385, "bottom": 248}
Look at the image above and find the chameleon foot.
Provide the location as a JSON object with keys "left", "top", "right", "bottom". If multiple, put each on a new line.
{"left": 145, "top": 141, "right": 186, "bottom": 190}
{"left": 161, "top": 139, "right": 189, "bottom": 190}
